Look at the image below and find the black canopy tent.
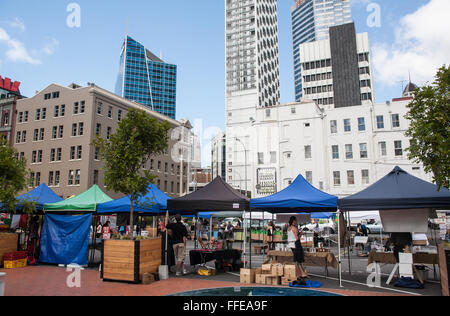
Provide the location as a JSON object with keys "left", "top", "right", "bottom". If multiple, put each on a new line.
{"left": 168, "top": 177, "right": 249, "bottom": 211}
{"left": 167, "top": 177, "right": 250, "bottom": 268}
{"left": 338, "top": 166, "right": 450, "bottom": 211}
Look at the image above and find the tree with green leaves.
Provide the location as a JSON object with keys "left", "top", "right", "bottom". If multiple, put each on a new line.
{"left": 405, "top": 65, "right": 450, "bottom": 190}
{"left": 0, "top": 136, "right": 29, "bottom": 212}
{"left": 93, "top": 109, "right": 170, "bottom": 237}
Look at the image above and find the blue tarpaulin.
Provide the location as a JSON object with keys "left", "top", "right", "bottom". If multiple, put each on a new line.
{"left": 40, "top": 213, "right": 92, "bottom": 266}
{"left": 96, "top": 184, "right": 171, "bottom": 215}
{"left": 338, "top": 167, "right": 450, "bottom": 211}
{"left": 250, "top": 175, "right": 338, "bottom": 213}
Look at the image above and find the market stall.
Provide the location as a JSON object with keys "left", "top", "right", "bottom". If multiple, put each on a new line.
{"left": 167, "top": 177, "right": 249, "bottom": 272}
{"left": 248, "top": 174, "right": 339, "bottom": 283}
{"left": 41, "top": 185, "right": 113, "bottom": 266}
{"left": 96, "top": 184, "right": 170, "bottom": 282}
{"left": 338, "top": 167, "right": 450, "bottom": 288}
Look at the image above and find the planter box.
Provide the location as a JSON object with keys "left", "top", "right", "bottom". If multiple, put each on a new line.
{"left": 101, "top": 238, "right": 161, "bottom": 283}
{"left": 0, "top": 234, "right": 18, "bottom": 267}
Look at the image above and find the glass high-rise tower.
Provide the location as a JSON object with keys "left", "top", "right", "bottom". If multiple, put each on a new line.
{"left": 115, "top": 36, "right": 177, "bottom": 119}
{"left": 292, "top": 0, "right": 352, "bottom": 101}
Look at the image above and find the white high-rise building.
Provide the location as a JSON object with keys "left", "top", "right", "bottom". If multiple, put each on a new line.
{"left": 225, "top": 0, "right": 281, "bottom": 194}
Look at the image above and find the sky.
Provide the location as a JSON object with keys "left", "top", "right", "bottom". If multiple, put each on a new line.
{"left": 1, "top": 0, "right": 449, "bottom": 166}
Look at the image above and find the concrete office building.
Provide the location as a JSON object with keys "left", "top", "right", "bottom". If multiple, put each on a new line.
{"left": 299, "top": 22, "right": 374, "bottom": 108}
{"left": 14, "top": 83, "right": 191, "bottom": 199}
{"left": 211, "top": 131, "right": 227, "bottom": 180}
{"left": 225, "top": 0, "right": 281, "bottom": 195}
{"left": 292, "top": 0, "right": 352, "bottom": 101}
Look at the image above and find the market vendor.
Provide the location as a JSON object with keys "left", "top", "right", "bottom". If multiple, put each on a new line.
{"left": 288, "top": 216, "right": 308, "bottom": 279}
{"left": 389, "top": 232, "right": 413, "bottom": 262}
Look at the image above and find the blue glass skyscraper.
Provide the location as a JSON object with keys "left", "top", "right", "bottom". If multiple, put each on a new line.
{"left": 115, "top": 36, "right": 177, "bottom": 119}
{"left": 292, "top": 0, "right": 352, "bottom": 102}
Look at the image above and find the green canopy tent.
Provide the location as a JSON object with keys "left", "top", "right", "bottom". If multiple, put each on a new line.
{"left": 44, "top": 185, "right": 113, "bottom": 213}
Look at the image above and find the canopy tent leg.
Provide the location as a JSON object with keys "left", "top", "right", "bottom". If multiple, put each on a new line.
{"left": 250, "top": 210, "right": 252, "bottom": 269}
{"left": 337, "top": 210, "right": 343, "bottom": 288}
{"left": 243, "top": 211, "right": 247, "bottom": 268}
{"left": 262, "top": 212, "right": 265, "bottom": 261}
{"left": 346, "top": 211, "right": 352, "bottom": 276}
{"left": 210, "top": 217, "right": 212, "bottom": 241}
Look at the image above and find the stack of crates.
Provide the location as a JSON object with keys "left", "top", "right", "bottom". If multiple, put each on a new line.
{"left": 3, "top": 251, "right": 27, "bottom": 269}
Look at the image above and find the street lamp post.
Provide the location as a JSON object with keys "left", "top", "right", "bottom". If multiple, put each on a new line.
{"left": 235, "top": 137, "right": 248, "bottom": 267}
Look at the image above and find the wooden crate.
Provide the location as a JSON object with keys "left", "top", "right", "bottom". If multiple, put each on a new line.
{"left": 0, "top": 233, "right": 18, "bottom": 267}
{"left": 101, "top": 238, "right": 161, "bottom": 283}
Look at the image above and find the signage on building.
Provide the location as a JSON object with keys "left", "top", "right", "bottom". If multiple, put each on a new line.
{"left": 257, "top": 168, "right": 277, "bottom": 195}
{"left": 0, "top": 76, "right": 21, "bottom": 93}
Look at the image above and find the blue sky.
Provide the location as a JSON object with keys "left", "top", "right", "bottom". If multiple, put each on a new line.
{"left": 1, "top": 0, "right": 448, "bottom": 163}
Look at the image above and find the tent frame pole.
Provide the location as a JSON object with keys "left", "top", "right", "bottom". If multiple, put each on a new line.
{"left": 250, "top": 210, "right": 252, "bottom": 269}
{"left": 337, "top": 210, "right": 343, "bottom": 288}
{"left": 347, "top": 211, "right": 352, "bottom": 276}
{"left": 243, "top": 210, "right": 247, "bottom": 268}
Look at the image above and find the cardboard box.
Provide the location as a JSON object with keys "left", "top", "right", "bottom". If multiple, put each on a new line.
{"left": 256, "top": 274, "right": 274, "bottom": 285}
{"left": 273, "top": 264, "right": 284, "bottom": 276}
{"left": 266, "top": 276, "right": 281, "bottom": 286}
{"left": 262, "top": 264, "right": 272, "bottom": 272}
{"left": 281, "top": 277, "right": 296, "bottom": 286}
{"left": 240, "top": 268, "right": 257, "bottom": 284}
{"left": 284, "top": 264, "right": 298, "bottom": 279}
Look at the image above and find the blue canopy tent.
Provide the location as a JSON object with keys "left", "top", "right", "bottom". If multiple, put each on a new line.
{"left": 3, "top": 183, "right": 63, "bottom": 213}
{"left": 250, "top": 175, "right": 338, "bottom": 212}
{"left": 97, "top": 184, "right": 171, "bottom": 215}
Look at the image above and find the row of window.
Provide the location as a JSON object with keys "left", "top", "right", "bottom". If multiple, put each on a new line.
{"left": 96, "top": 102, "right": 123, "bottom": 121}
{"left": 329, "top": 114, "right": 401, "bottom": 134}
{"left": 29, "top": 146, "right": 84, "bottom": 164}
{"left": 331, "top": 140, "right": 404, "bottom": 160}
{"left": 44, "top": 91, "right": 60, "bottom": 100}
{"left": 333, "top": 170, "right": 370, "bottom": 187}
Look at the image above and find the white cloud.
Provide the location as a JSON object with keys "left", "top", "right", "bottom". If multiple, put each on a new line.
{"left": 372, "top": 0, "right": 450, "bottom": 87}
{"left": 0, "top": 27, "right": 41, "bottom": 65}
{"left": 40, "top": 37, "right": 59, "bottom": 56}
{"left": 8, "top": 18, "right": 26, "bottom": 32}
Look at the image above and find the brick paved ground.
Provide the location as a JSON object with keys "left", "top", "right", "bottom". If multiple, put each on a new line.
{"left": 1, "top": 266, "right": 408, "bottom": 296}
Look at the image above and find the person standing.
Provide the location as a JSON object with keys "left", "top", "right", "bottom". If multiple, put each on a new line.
{"left": 267, "top": 221, "right": 275, "bottom": 250}
{"left": 102, "top": 221, "right": 112, "bottom": 240}
{"left": 167, "top": 214, "right": 189, "bottom": 276}
{"left": 287, "top": 216, "right": 308, "bottom": 278}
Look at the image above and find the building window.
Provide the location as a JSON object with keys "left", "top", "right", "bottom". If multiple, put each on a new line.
{"left": 54, "top": 105, "right": 59, "bottom": 118}
{"left": 80, "top": 101, "right": 85, "bottom": 113}
{"left": 18, "top": 112, "right": 23, "bottom": 123}
{"left": 16, "top": 131, "right": 21, "bottom": 144}
{"left": 394, "top": 141, "right": 403, "bottom": 156}
{"left": 52, "top": 126, "right": 57, "bottom": 139}
{"left": 50, "top": 149, "right": 56, "bottom": 162}
{"left": 258, "top": 152, "right": 264, "bottom": 165}
{"left": 347, "top": 170, "right": 355, "bottom": 185}
{"left": 77, "top": 146, "right": 82, "bottom": 160}
{"left": 333, "top": 171, "right": 341, "bottom": 186}
{"left": 21, "top": 131, "right": 26, "bottom": 143}
{"left": 70, "top": 146, "right": 75, "bottom": 160}
{"left": 72, "top": 123, "right": 77, "bottom": 137}
{"left": 52, "top": 91, "right": 60, "bottom": 99}
{"left": 304, "top": 146, "right": 312, "bottom": 159}
{"left": 55, "top": 171, "right": 60, "bottom": 186}
{"left": 107, "top": 127, "right": 112, "bottom": 140}
{"left": 56, "top": 148, "right": 62, "bottom": 161}
{"left": 37, "top": 150, "right": 43, "bottom": 163}
{"left": 36, "top": 172, "right": 41, "bottom": 186}
{"left": 30, "top": 172, "right": 35, "bottom": 187}
{"left": 96, "top": 124, "right": 101, "bottom": 136}
{"left": 75, "top": 169, "right": 81, "bottom": 185}
{"left": 58, "top": 126, "right": 63, "bottom": 139}
{"left": 33, "top": 129, "right": 39, "bottom": 142}
{"left": 108, "top": 106, "right": 113, "bottom": 119}
{"left": 39, "top": 128, "right": 44, "bottom": 141}
{"left": 270, "top": 151, "right": 277, "bottom": 164}
{"left": 78, "top": 122, "right": 84, "bottom": 136}
{"left": 24, "top": 111, "right": 28, "bottom": 122}
{"left": 60, "top": 105, "right": 65, "bottom": 117}
{"left": 362, "top": 169, "right": 370, "bottom": 185}
{"left": 94, "top": 170, "right": 99, "bottom": 185}
{"left": 360, "top": 143, "right": 368, "bottom": 159}
{"left": 377, "top": 116, "right": 384, "bottom": 129}
{"left": 97, "top": 102, "right": 102, "bottom": 115}
{"left": 41, "top": 108, "right": 47, "bottom": 120}
{"left": 344, "top": 119, "right": 351, "bottom": 132}
{"left": 31, "top": 151, "right": 37, "bottom": 164}
{"left": 118, "top": 110, "right": 123, "bottom": 121}
{"left": 305, "top": 171, "right": 313, "bottom": 184}
{"left": 330, "top": 120, "right": 337, "bottom": 134}
{"left": 44, "top": 93, "right": 51, "bottom": 100}
{"left": 48, "top": 171, "right": 54, "bottom": 186}
{"left": 94, "top": 147, "right": 100, "bottom": 160}
{"left": 392, "top": 114, "right": 400, "bottom": 128}
{"left": 36, "top": 109, "right": 41, "bottom": 121}
{"left": 358, "top": 117, "right": 366, "bottom": 131}
{"left": 74, "top": 102, "right": 79, "bottom": 115}
{"left": 379, "top": 142, "right": 387, "bottom": 157}
{"left": 345, "top": 144, "right": 353, "bottom": 160}
{"left": 332, "top": 145, "right": 339, "bottom": 160}
{"left": 68, "top": 170, "right": 74, "bottom": 186}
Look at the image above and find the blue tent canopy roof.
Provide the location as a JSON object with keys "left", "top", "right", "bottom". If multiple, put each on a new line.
{"left": 338, "top": 166, "right": 450, "bottom": 211}
{"left": 250, "top": 175, "right": 338, "bottom": 213}
{"left": 97, "top": 184, "right": 171, "bottom": 215}
{"left": 15, "top": 183, "right": 63, "bottom": 211}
